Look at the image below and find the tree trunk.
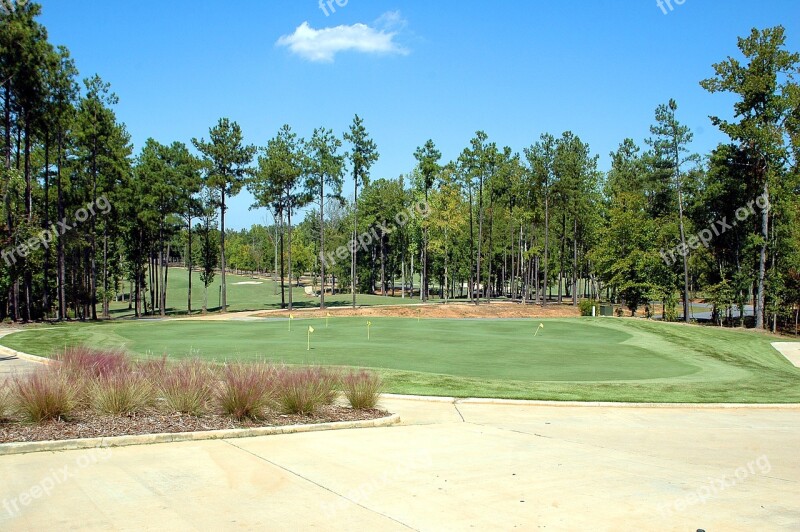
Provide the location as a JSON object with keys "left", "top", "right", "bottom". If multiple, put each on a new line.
{"left": 558, "top": 212, "right": 566, "bottom": 303}
{"left": 56, "top": 131, "right": 66, "bottom": 321}
{"left": 351, "top": 170, "right": 359, "bottom": 309}
{"left": 287, "top": 205, "right": 293, "bottom": 311}
{"left": 380, "top": 233, "right": 386, "bottom": 296}
{"left": 279, "top": 214, "right": 286, "bottom": 309}
{"left": 43, "top": 132, "right": 51, "bottom": 317}
{"left": 187, "top": 217, "right": 193, "bottom": 314}
{"left": 102, "top": 233, "right": 109, "bottom": 318}
{"left": 161, "top": 242, "right": 170, "bottom": 316}
{"left": 320, "top": 184, "right": 326, "bottom": 309}
{"left": 219, "top": 189, "right": 227, "bottom": 312}
{"left": 572, "top": 218, "right": 578, "bottom": 306}
{"left": 476, "top": 175, "right": 484, "bottom": 305}
{"left": 755, "top": 182, "right": 768, "bottom": 330}
{"left": 401, "top": 250, "right": 406, "bottom": 299}
{"left": 543, "top": 191, "right": 549, "bottom": 306}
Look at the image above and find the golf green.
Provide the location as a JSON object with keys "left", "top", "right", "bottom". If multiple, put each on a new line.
{"left": 4, "top": 318, "right": 798, "bottom": 402}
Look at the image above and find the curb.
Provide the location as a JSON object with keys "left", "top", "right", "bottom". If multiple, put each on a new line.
{"left": 0, "top": 348, "right": 53, "bottom": 366}
{"left": 0, "top": 413, "right": 400, "bottom": 456}
{"left": 455, "top": 398, "right": 800, "bottom": 409}
{"left": 383, "top": 393, "right": 457, "bottom": 403}
{"left": 382, "top": 394, "right": 800, "bottom": 409}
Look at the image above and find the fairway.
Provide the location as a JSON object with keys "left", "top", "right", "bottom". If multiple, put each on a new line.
{"left": 5, "top": 318, "right": 798, "bottom": 403}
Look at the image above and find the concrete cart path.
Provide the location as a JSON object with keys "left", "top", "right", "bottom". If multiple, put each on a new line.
{"left": 1, "top": 396, "right": 799, "bottom": 531}
{"left": 773, "top": 342, "right": 800, "bottom": 368}
{"left": 0, "top": 329, "right": 45, "bottom": 381}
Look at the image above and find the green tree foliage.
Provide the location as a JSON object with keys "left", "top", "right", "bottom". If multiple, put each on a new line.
{"left": 343, "top": 115, "right": 379, "bottom": 308}
{"left": 192, "top": 118, "right": 255, "bottom": 313}
{"left": 701, "top": 26, "right": 800, "bottom": 329}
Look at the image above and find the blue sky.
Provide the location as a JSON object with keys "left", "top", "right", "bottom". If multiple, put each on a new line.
{"left": 39, "top": 0, "right": 799, "bottom": 229}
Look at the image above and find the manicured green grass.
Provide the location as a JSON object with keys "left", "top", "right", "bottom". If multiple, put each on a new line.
{"left": 107, "top": 268, "right": 408, "bottom": 317}
{"left": 6, "top": 318, "right": 798, "bottom": 402}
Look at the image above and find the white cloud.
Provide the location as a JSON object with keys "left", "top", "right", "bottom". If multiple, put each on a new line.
{"left": 276, "top": 13, "right": 408, "bottom": 62}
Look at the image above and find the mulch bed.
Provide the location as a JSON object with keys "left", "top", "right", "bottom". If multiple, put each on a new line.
{"left": 0, "top": 406, "right": 389, "bottom": 444}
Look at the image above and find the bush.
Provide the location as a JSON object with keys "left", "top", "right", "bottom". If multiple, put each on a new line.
{"left": 275, "top": 367, "right": 339, "bottom": 415}
{"left": 89, "top": 368, "right": 154, "bottom": 415}
{"left": 12, "top": 368, "right": 80, "bottom": 422}
{"left": 341, "top": 370, "right": 382, "bottom": 410}
{"left": 159, "top": 359, "right": 215, "bottom": 415}
{"left": 217, "top": 362, "right": 276, "bottom": 420}
{"left": 578, "top": 299, "right": 599, "bottom": 317}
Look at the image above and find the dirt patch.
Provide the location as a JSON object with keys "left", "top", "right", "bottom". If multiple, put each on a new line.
{"left": 256, "top": 302, "right": 581, "bottom": 320}
{"left": 0, "top": 406, "right": 388, "bottom": 444}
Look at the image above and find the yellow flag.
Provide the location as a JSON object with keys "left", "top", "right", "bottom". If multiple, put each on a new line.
{"left": 367, "top": 321, "right": 372, "bottom": 326}
{"left": 308, "top": 326, "right": 315, "bottom": 333}
{"left": 290, "top": 314, "right": 294, "bottom": 320}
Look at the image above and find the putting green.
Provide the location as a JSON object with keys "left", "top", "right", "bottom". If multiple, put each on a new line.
{"left": 4, "top": 318, "right": 798, "bottom": 402}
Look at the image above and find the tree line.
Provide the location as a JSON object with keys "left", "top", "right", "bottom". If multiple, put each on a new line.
{"left": 1, "top": 2, "right": 798, "bottom": 330}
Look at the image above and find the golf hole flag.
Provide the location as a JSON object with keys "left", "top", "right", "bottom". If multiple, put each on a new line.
{"left": 289, "top": 314, "right": 294, "bottom": 331}
{"left": 307, "top": 326, "right": 314, "bottom": 351}
{"left": 534, "top": 322, "right": 544, "bottom": 337}
{"left": 367, "top": 320, "right": 372, "bottom": 340}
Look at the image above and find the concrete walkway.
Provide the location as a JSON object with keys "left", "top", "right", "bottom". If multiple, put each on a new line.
{"left": 0, "top": 330, "right": 43, "bottom": 381}
{"left": 773, "top": 342, "right": 800, "bottom": 368}
{"left": 1, "top": 396, "right": 798, "bottom": 531}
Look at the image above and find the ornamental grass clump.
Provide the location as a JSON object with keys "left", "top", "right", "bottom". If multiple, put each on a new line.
{"left": 0, "top": 381, "right": 11, "bottom": 420}
{"left": 89, "top": 366, "right": 155, "bottom": 415}
{"left": 159, "top": 359, "right": 215, "bottom": 415}
{"left": 57, "top": 346, "right": 130, "bottom": 379}
{"left": 275, "top": 366, "right": 340, "bottom": 415}
{"left": 12, "top": 367, "right": 80, "bottom": 422}
{"left": 217, "top": 362, "right": 276, "bottom": 420}
{"left": 341, "top": 370, "right": 383, "bottom": 410}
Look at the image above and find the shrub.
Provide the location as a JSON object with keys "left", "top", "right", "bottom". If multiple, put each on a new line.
{"left": 12, "top": 367, "right": 80, "bottom": 422}
{"left": 159, "top": 359, "right": 215, "bottom": 415}
{"left": 578, "top": 299, "right": 599, "bottom": 317}
{"left": 89, "top": 369, "right": 154, "bottom": 415}
{"left": 341, "top": 370, "right": 382, "bottom": 410}
{"left": 275, "top": 367, "right": 339, "bottom": 415}
{"left": 217, "top": 362, "right": 276, "bottom": 420}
